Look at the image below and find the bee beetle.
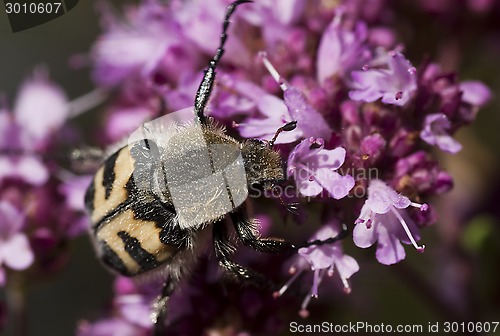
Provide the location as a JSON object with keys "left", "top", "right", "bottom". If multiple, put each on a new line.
{"left": 84, "top": 0, "right": 346, "bottom": 333}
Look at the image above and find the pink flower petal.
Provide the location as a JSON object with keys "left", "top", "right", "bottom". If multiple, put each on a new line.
{"left": 106, "top": 106, "right": 153, "bottom": 142}
{"left": 421, "top": 113, "right": 462, "bottom": 154}
{"left": 349, "top": 52, "right": 416, "bottom": 106}
{"left": 375, "top": 224, "right": 406, "bottom": 265}
{"left": 314, "top": 147, "right": 346, "bottom": 170}
{"left": 353, "top": 218, "right": 377, "bottom": 248}
{"left": 460, "top": 80, "right": 492, "bottom": 107}
{"left": 2, "top": 233, "right": 34, "bottom": 270}
{"left": 317, "top": 18, "right": 368, "bottom": 83}
{"left": 335, "top": 254, "right": 360, "bottom": 280}
{"left": 14, "top": 74, "right": 68, "bottom": 142}
{"left": 272, "top": 0, "right": 305, "bottom": 25}
{"left": 434, "top": 134, "right": 462, "bottom": 153}
{"left": 315, "top": 168, "right": 354, "bottom": 200}
{"left": 16, "top": 156, "right": 50, "bottom": 186}
{"left": 0, "top": 202, "right": 25, "bottom": 236}
{"left": 283, "top": 88, "right": 332, "bottom": 141}
{"left": 365, "top": 180, "right": 410, "bottom": 213}
{"left": 257, "top": 94, "right": 290, "bottom": 118}
{"left": 297, "top": 177, "right": 323, "bottom": 197}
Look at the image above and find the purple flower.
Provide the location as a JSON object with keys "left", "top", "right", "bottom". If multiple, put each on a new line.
{"left": 260, "top": 53, "right": 332, "bottom": 139}
{"left": 237, "top": 54, "right": 332, "bottom": 143}
{"left": 421, "top": 113, "right": 462, "bottom": 154}
{"left": 0, "top": 153, "right": 49, "bottom": 187}
{"left": 208, "top": 73, "right": 269, "bottom": 119}
{"left": 317, "top": 12, "right": 370, "bottom": 84}
{"left": 13, "top": 71, "right": 68, "bottom": 144}
{"left": 283, "top": 87, "right": 333, "bottom": 141}
{"left": 393, "top": 151, "right": 454, "bottom": 195}
{"left": 237, "top": 94, "right": 302, "bottom": 144}
{"left": 113, "top": 277, "right": 158, "bottom": 329}
{"left": 92, "top": 1, "right": 199, "bottom": 87}
{"left": 78, "top": 277, "right": 161, "bottom": 335}
{"left": 105, "top": 105, "right": 156, "bottom": 142}
{"left": 288, "top": 138, "right": 354, "bottom": 199}
{"left": 418, "top": 63, "right": 491, "bottom": 126}
{"left": 349, "top": 52, "right": 417, "bottom": 106}
{"left": 0, "top": 201, "right": 34, "bottom": 285}
{"left": 0, "top": 71, "right": 69, "bottom": 151}
{"left": 459, "top": 80, "right": 492, "bottom": 107}
{"left": 59, "top": 175, "right": 93, "bottom": 212}
{"left": 274, "top": 221, "right": 359, "bottom": 318}
{"left": 360, "top": 133, "right": 387, "bottom": 162}
{"left": 0, "top": 71, "right": 67, "bottom": 186}
{"left": 59, "top": 175, "right": 93, "bottom": 237}
{"left": 353, "top": 179, "right": 427, "bottom": 265}
{"left": 176, "top": 0, "right": 251, "bottom": 67}
{"left": 243, "top": 0, "right": 306, "bottom": 26}
{"left": 270, "top": 0, "right": 306, "bottom": 25}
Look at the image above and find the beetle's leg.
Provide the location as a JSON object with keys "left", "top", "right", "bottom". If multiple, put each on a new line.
{"left": 230, "top": 207, "right": 296, "bottom": 253}
{"left": 194, "top": 0, "right": 252, "bottom": 125}
{"left": 213, "top": 221, "right": 272, "bottom": 288}
{"left": 152, "top": 277, "right": 176, "bottom": 336}
{"left": 231, "top": 207, "right": 349, "bottom": 252}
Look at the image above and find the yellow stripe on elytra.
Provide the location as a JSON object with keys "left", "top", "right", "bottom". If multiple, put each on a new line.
{"left": 97, "top": 209, "right": 176, "bottom": 274}
{"left": 91, "top": 147, "right": 134, "bottom": 224}
{"left": 97, "top": 210, "right": 141, "bottom": 274}
{"left": 120, "top": 209, "right": 176, "bottom": 263}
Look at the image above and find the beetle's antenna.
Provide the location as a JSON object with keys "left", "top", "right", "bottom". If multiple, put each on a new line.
{"left": 269, "top": 121, "right": 297, "bottom": 147}
{"left": 194, "top": 0, "right": 252, "bottom": 125}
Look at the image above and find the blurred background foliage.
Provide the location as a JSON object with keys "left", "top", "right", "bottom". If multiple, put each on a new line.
{"left": 0, "top": 1, "right": 499, "bottom": 335}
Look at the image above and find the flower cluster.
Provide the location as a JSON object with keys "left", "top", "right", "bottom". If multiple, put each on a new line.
{"left": 0, "top": 0, "right": 493, "bottom": 335}
{"left": 0, "top": 71, "right": 92, "bottom": 288}
{"left": 77, "top": 0, "right": 491, "bottom": 333}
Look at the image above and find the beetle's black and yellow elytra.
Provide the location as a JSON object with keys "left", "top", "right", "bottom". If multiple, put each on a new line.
{"left": 85, "top": 139, "right": 182, "bottom": 277}
{"left": 84, "top": 121, "right": 285, "bottom": 277}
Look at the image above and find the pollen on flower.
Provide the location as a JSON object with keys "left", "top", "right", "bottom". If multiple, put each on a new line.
{"left": 411, "top": 202, "right": 429, "bottom": 212}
